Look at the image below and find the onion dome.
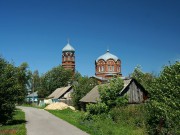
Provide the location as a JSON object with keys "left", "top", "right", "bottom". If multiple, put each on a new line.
{"left": 62, "top": 43, "right": 75, "bottom": 52}
{"left": 96, "top": 50, "right": 119, "bottom": 62}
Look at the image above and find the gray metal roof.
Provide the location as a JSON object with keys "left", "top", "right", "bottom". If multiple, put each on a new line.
{"left": 80, "top": 79, "right": 132, "bottom": 103}
{"left": 48, "top": 86, "right": 72, "bottom": 99}
{"left": 80, "top": 85, "right": 102, "bottom": 103}
{"left": 27, "top": 91, "right": 38, "bottom": 98}
{"left": 96, "top": 50, "right": 119, "bottom": 62}
{"left": 62, "top": 43, "right": 75, "bottom": 52}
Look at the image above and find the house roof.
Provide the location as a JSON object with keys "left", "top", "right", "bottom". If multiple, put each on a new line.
{"left": 27, "top": 91, "right": 38, "bottom": 98}
{"left": 80, "top": 79, "right": 139, "bottom": 103}
{"left": 91, "top": 76, "right": 108, "bottom": 81}
{"left": 48, "top": 86, "right": 72, "bottom": 99}
{"left": 80, "top": 85, "right": 102, "bottom": 103}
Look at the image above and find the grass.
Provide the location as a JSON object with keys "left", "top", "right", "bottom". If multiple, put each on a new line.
{"left": 48, "top": 109, "right": 92, "bottom": 134}
{"left": 0, "top": 109, "right": 26, "bottom": 135}
{"left": 21, "top": 103, "right": 45, "bottom": 109}
{"left": 48, "top": 106, "right": 147, "bottom": 135}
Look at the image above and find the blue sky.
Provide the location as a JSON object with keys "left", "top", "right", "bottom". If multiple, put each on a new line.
{"left": 0, "top": 0, "right": 180, "bottom": 77}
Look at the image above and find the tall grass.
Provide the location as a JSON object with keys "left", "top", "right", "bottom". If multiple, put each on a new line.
{"left": 48, "top": 105, "right": 147, "bottom": 135}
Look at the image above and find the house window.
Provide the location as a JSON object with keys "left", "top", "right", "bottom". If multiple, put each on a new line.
{"left": 64, "top": 56, "right": 66, "bottom": 62}
{"left": 112, "top": 66, "right": 114, "bottom": 71}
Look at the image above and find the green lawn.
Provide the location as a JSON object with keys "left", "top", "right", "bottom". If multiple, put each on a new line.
{"left": 48, "top": 108, "right": 147, "bottom": 135}
{"left": 0, "top": 109, "right": 26, "bottom": 135}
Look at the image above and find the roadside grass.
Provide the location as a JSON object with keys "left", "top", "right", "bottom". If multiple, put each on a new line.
{"left": 48, "top": 109, "right": 92, "bottom": 134}
{"left": 48, "top": 106, "right": 147, "bottom": 135}
{"left": 0, "top": 109, "right": 26, "bottom": 135}
{"left": 21, "top": 103, "right": 45, "bottom": 109}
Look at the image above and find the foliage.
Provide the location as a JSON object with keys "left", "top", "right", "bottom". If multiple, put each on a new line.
{"left": 131, "top": 65, "right": 155, "bottom": 92}
{"left": 72, "top": 71, "right": 82, "bottom": 82}
{"left": 146, "top": 61, "right": 180, "bottom": 135}
{"left": 0, "top": 108, "right": 26, "bottom": 135}
{"left": 16, "top": 62, "right": 31, "bottom": 104}
{"left": 0, "top": 57, "right": 30, "bottom": 124}
{"left": 48, "top": 108, "right": 146, "bottom": 135}
{"left": 109, "top": 105, "right": 146, "bottom": 128}
{"left": 29, "top": 70, "right": 41, "bottom": 93}
{"left": 98, "top": 77, "right": 127, "bottom": 109}
{"left": 38, "top": 65, "right": 73, "bottom": 98}
{"left": 86, "top": 102, "right": 108, "bottom": 115}
{"left": 72, "top": 76, "right": 98, "bottom": 110}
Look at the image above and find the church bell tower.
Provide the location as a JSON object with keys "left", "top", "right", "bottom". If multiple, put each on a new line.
{"left": 62, "top": 41, "right": 75, "bottom": 73}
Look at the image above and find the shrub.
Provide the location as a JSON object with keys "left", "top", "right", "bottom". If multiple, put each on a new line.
{"left": 146, "top": 61, "right": 180, "bottom": 135}
{"left": 86, "top": 102, "right": 108, "bottom": 115}
{"left": 98, "top": 77, "right": 125, "bottom": 109}
{"left": 110, "top": 105, "right": 146, "bottom": 128}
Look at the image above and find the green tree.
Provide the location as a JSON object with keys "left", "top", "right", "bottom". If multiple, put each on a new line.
{"left": 86, "top": 78, "right": 127, "bottom": 117}
{"left": 16, "top": 62, "right": 31, "bottom": 104}
{"left": 146, "top": 61, "right": 180, "bottom": 134}
{"left": 131, "top": 66, "right": 155, "bottom": 92}
{"left": 72, "top": 76, "right": 97, "bottom": 110}
{"left": 0, "top": 57, "right": 30, "bottom": 124}
{"left": 38, "top": 65, "right": 73, "bottom": 98}
{"left": 98, "top": 77, "right": 126, "bottom": 109}
{"left": 28, "top": 70, "right": 42, "bottom": 96}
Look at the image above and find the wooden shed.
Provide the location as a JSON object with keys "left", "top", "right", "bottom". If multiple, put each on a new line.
{"left": 80, "top": 78, "right": 148, "bottom": 105}
{"left": 47, "top": 86, "right": 73, "bottom": 105}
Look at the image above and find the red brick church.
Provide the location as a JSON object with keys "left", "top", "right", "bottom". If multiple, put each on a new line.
{"left": 95, "top": 50, "right": 122, "bottom": 79}
{"left": 61, "top": 42, "right": 122, "bottom": 80}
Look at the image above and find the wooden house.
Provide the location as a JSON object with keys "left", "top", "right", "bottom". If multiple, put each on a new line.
{"left": 47, "top": 86, "right": 73, "bottom": 105}
{"left": 80, "top": 78, "right": 148, "bottom": 105}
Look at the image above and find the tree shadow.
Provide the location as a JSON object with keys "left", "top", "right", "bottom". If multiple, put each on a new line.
{"left": 6, "top": 119, "right": 27, "bottom": 126}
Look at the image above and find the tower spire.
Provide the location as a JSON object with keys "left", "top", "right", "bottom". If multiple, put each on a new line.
{"left": 67, "top": 38, "right": 70, "bottom": 44}
{"left": 107, "top": 45, "right": 109, "bottom": 52}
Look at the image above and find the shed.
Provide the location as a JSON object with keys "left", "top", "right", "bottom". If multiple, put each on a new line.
{"left": 26, "top": 91, "right": 38, "bottom": 102}
{"left": 47, "top": 86, "right": 73, "bottom": 105}
{"left": 80, "top": 78, "right": 148, "bottom": 104}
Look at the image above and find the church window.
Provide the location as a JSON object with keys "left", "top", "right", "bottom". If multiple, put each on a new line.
{"left": 99, "top": 66, "right": 101, "bottom": 72}
{"left": 108, "top": 65, "right": 111, "bottom": 72}
{"left": 68, "top": 56, "right": 70, "bottom": 61}
{"left": 101, "top": 66, "right": 104, "bottom": 72}
{"left": 112, "top": 66, "right": 114, "bottom": 71}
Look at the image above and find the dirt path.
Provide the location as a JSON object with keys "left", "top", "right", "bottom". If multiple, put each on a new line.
{"left": 18, "top": 106, "right": 89, "bottom": 135}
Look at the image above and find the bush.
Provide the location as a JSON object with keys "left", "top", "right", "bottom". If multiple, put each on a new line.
{"left": 110, "top": 105, "right": 146, "bottom": 128}
{"left": 86, "top": 102, "right": 108, "bottom": 115}
{"left": 98, "top": 77, "right": 125, "bottom": 109}
{"left": 146, "top": 61, "right": 180, "bottom": 135}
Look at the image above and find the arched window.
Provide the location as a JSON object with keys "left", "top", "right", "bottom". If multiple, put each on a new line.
{"left": 112, "top": 66, "right": 114, "bottom": 71}
{"left": 101, "top": 66, "right": 104, "bottom": 72}
{"left": 99, "top": 66, "right": 101, "bottom": 72}
{"left": 108, "top": 65, "right": 111, "bottom": 72}
{"left": 68, "top": 56, "right": 70, "bottom": 61}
